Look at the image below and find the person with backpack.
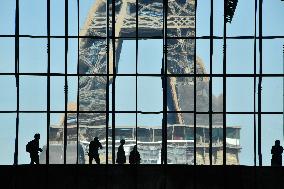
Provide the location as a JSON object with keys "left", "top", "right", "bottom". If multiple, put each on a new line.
{"left": 116, "top": 139, "right": 126, "bottom": 164}
{"left": 26, "top": 133, "right": 43, "bottom": 164}
{"left": 88, "top": 137, "right": 103, "bottom": 164}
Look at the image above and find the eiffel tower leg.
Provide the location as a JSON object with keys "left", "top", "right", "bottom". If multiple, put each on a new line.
{"left": 78, "top": 36, "right": 124, "bottom": 142}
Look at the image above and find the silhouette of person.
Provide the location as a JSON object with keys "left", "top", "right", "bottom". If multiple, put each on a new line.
{"left": 26, "top": 133, "right": 43, "bottom": 164}
{"left": 129, "top": 145, "right": 141, "bottom": 164}
{"left": 271, "top": 140, "right": 283, "bottom": 166}
{"left": 88, "top": 137, "right": 103, "bottom": 164}
{"left": 116, "top": 139, "right": 126, "bottom": 164}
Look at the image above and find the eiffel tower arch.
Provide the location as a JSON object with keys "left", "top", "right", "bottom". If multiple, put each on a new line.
{"left": 77, "top": 0, "right": 217, "bottom": 140}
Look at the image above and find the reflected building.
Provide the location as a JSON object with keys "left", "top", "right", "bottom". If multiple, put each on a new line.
{"left": 41, "top": 0, "right": 241, "bottom": 164}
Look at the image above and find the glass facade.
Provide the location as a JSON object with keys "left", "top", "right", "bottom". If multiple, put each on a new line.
{"left": 0, "top": 0, "right": 283, "bottom": 166}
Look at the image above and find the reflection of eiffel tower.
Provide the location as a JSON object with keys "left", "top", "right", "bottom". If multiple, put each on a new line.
{"left": 44, "top": 0, "right": 241, "bottom": 165}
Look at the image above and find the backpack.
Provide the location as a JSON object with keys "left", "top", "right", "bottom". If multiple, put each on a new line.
{"left": 26, "top": 141, "right": 32, "bottom": 153}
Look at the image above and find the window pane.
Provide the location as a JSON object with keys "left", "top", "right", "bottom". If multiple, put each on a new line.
{"left": 79, "top": 38, "right": 107, "bottom": 74}
{"left": 51, "top": 0, "right": 65, "bottom": 36}
{"left": 0, "top": 1, "right": 15, "bottom": 35}
{"left": 139, "top": 0, "right": 162, "bottom": 37}
{"left": 197, "top": 39, "right": 224, "bottom": 75}
{"left": 66, "top": 112, "right": 79, "bottom": 164}
{"left": 227, "top": 77, "right": 254, "bottom": 112}
{"left": 115, "top": 76, "right": 136, "bottom": 111}
{"left": 212, "top": 40, "right": 224, "bottom": 74}
{"left": 117, "top": 41, "right": 136, "bottom": 74}
{"left": 0, "top": 38, "right": 15, "bottom": 73}
{"left": 51, "top": 39, "right": 65, "bottom": 74}
{"left": 19, "top": 76, "right": 47, "bottom": 111}
{"left": 19, "top": 113, "right": 47, "bottom": 164}
{"left": 196, "top": 39, "right": 210, "bottom": 74}
{"left": 51, "top": 77, "right": 65, "bottom": 111}
{"left": 138, "top": 77, "right": 162, "bottom": 112}
{"left": 262, "top": 114, "right": 283, "bottom": 166}
{"left": 196, "top": 0, "right": 210, "bottom": 37}
{"left": 227, "top": 114, "right": 251, "bottom": 165}
{"left": 19, "top": 0, "right": 47, "bottom": 35}
{"left": 79, "top": 76, "right": 107, "bottom": 112}
{"left": 51, "top": 76, "right": 78, "bottom": 111}
{"left": 263, "top": 39, "right": 283, "bottom": 74}
{"left": 263, "top": 0, "right": 284, "bottom": 36}
{"left": 196, "top": 114, "right": 209, "bottom": 165}
{"left": 227, "top": 40, "right": 254, "bottom": 74}
{"left": 138, "top": 113, "right": 162, "bottom": 164}
{"left": 166, "top": 77, "right": 195, "bottom": 116}
{"left": 167, "top": 39, "right": 194, "bottom": 75}
{"left": 68, "top": 39, "right": 79, "bottom": 74}
{"left": 138, "top": 40, "right": 162, "bottom": 74}
{"left": 68, "top": 0, "right": 78, "bottom": 36}
{"left": 0, "top": 114, "right": 16, "bottom": 165}
{"left": 79, "top": 112, "right": 107, "bottom": 164}
{"left": 213, "top": 1, "right": 224, "bottom": 37}
{"left": 0, "top": 76, "right": 16, "bottom": 111}
{"left": 114, "top": 113, "right": 136, "bottom": 164}
{"left": 68, "top": 76, "right": 79, "bottom": 105}
{"left": 19, "top": 38, "right": 47, "bottom": 73}
{"left": 212, "top": 77, "right": 223, "bottom": 112}
{"left": 226, "top": 0, "right": 255, "bottom": 36}
{"left": 46, "top": 113, "right": 64, "bottom": 164}
{"left": 80, "top": 0, "right": 106, "bottom": 37}
{"left": 167, "top": 113, "right": 194, "bottom": 165}
{"left": 213, "top": 114, "right": 223, "bottom": 165}
{"left": 262, "top": 77, "right": 283, "bottom": 112}
{"left": 196, "top": 77, "right": 209, "bottom": 112}
{"left": 167, "top": 0, "right": 194, "bottom": 37}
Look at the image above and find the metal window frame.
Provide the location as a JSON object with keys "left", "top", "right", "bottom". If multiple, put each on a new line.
{"left": 1, "top": 0, "right": 282, "bottom": 166}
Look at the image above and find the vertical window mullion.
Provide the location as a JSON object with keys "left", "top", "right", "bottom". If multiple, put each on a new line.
{"left": 258, "top": 0, "right": 263, "bottom": 166}
{"left": 194, "top": 0, "right": 197, "bottom": 166}
{"left": 253, "top": 0, "right": 258, "bottom": 167}
{"left": 135, "top": 0, "right": 138, "bottom": 149}
{"left": 223, "top": 0, "right": 227, "bottom": 165}
{"left": 209, "top": 0, "right": 214, "bottom": 165}
{"left": 14, "top": 0, "right": 20, "bottom": 166}
{"left": 76, "top": 0, "right": 80, "bottom": 164}
{"left": 106, "top": 0, "right": 110, "bottom": 165}
{"left": 283, "top": 44, "right": 284, "bottom": 143}
{"left": 63, "top": 0, "right": 68, "bottom": 165}
{"left": 46, "top": 0, "right": 51, "bottom": 165}
{"left": 162, "top": 0, "right": 168, "bottom": 165}
{"left": 111, "top": 0, "right": 116, "bottom": 164}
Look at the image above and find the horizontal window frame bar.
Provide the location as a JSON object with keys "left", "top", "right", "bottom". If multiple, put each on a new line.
{"left": 1, "top": 35, "right": 284, "bottom": 40}
{"left": 0, "top": 110, "right": 282, "bottom": 114}
{"left": 0, "top": 73, "right": 284, "bottom": 77}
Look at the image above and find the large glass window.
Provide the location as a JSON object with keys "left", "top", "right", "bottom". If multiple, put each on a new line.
{"left": 0, "top": 0, "right": 283, "bottom": 166}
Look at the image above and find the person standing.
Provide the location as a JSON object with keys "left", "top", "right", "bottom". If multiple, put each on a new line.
{"left": 116, "top": 139, "right": 126, "bottom": 164}
{"left": 88, "top": 137, "right": 103, "bottom": 164}
{"left": 129, "top": 145, "right": 141, "bottom": 164}
{"left": 271, "top": 140, "right": 283, "bottom": 166}
{"left": 26, "top": 133, "right": 43, "bottom": 164}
